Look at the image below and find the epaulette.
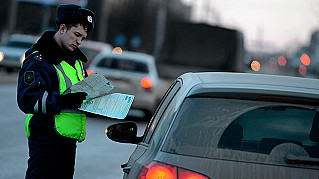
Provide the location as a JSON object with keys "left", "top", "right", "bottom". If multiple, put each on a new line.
{"left": 25, "top": 51, "right": 43, "bottom": 62}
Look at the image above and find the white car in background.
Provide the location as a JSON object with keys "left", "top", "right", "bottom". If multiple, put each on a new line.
{"left": 0, "top": 34, "right": 39, "bottom": 72}
{"left": 88, "top": 51, "right": 169, "bottom": 119}
{"left": 79, "top": 40, "right": 112, "bottom": 68}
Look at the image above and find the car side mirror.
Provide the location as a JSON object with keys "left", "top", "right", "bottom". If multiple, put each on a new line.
{"left": 106, "top": 122, "right": 142, "bottom": 144}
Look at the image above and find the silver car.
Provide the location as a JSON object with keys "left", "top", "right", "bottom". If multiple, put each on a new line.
{"left": 89, "top": 51, "right": 169, "bottom": 119}
{"left": 79, "top": 40, "right": 112, "bottom": 68}
{"left": 0, "top": 34, "right": 39, "bottom": 72}
{"left": 106, "top": 72, "right": 319, "bottom": 179}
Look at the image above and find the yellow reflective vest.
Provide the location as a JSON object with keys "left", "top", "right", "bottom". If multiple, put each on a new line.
{"left": 25, "top": 60, "right": 87, "bottom": 142}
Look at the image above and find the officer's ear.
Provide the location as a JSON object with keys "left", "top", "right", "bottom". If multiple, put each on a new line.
{"left": 58, "top": 24, "right": 67, "bottom": 34}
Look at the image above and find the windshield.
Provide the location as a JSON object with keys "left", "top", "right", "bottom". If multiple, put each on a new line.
{"left": 162, "top": 97, "right": 319, "bottom": 159}
{"left": 96, "top": 57, "right": 149, "bottom": 73}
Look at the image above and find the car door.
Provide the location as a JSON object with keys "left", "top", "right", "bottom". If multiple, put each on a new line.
{"left": 122, "top": 81, "right": 181, "bottom": 178}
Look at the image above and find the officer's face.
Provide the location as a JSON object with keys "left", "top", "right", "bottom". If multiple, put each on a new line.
{"left": 60, "top": 24, "right": 87, "bottom": 51}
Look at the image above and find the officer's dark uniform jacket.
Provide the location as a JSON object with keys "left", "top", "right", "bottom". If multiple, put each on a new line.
{"left": 17, "top": 31, "right": 88, "bottom": 143}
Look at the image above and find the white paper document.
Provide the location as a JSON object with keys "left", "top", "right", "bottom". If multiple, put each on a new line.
{"left": 69, "top": 72, "right": 116, "bottom": 100}
{"left": 69, "top": 72, "right": 134, "bottom": 119}
{"left": 79, "top": 93, "right": 134, "bottom": 119}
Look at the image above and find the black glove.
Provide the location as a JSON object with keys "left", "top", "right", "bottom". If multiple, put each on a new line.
{"left": 61, "top": 92, "right": 87, "bottom": 109}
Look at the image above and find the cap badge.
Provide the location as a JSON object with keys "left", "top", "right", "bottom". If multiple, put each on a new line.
{"left": 87, "top": 16, "right": 93, "bottom": 23}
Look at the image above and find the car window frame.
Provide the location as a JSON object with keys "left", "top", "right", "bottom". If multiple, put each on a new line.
{"left": 142, "top": 80, "right": 181, "bottom": 144}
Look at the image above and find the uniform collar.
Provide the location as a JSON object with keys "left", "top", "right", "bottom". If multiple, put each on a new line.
{"left": 32, "top": 31, "right": 87, "bottom": 65}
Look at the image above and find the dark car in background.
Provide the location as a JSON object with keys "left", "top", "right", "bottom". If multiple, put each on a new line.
{"left": 106, "top": 72, "right": 319, "bottom": 179}
{"left": 0, "top": 34, "right": 39, "bottom": 72}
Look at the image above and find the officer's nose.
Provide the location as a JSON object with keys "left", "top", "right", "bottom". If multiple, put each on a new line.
{"left": 76, "top": 39, "right": 81, "bottom": 46}
{"left": 76, "top": 37, "right": 82, "bottom": 46}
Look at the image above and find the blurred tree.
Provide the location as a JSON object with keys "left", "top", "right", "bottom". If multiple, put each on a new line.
{"left": 0, "top": 0, "right": 10, "bottom": 41}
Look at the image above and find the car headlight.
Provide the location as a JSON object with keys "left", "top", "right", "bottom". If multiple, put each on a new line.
{"left": 0, "top": 51, "right": 4, "bottom": 62}
{"left": 20, "top": 54, "right": 25, "bottom": 64}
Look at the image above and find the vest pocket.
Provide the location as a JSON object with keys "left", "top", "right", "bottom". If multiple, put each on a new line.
{"left": 54, "top": 113, "right": 86, "bottom": 141}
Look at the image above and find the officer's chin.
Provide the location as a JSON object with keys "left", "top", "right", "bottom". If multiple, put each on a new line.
{"left": 68, "top": 46, "right": 76, "bottom": 52}
{"left": 66, "top": 44, "right": 77, "bottom": 52}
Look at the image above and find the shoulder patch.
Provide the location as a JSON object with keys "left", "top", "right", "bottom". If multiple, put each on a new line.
{"left": 24, "top": 71, "right": 35, "bottom": 85}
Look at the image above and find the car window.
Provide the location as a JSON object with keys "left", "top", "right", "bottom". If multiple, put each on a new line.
{"left": 143, "top": 81, "right": 181, "bottom": 144}
{"left": 162, "top": 98, "right": 319, "bottom": 159}
{"left": 219, "top": 106, "right": 319, "bottom": 158}
{"left": 96, "top": 57, "right": 149, "bottom": 73}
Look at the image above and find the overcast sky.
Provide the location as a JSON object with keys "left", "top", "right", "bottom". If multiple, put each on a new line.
{"left": 182, "top": 0, "right": 319, "bottom": 52}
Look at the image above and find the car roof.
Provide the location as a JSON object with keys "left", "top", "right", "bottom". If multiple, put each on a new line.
{"left": 180, "top": 72, "right": 319, "bottom": 100}
{"left": 5, "top": 34, "right": 39, "bottom": 43}
{"left": 80, "top": 40, "right": 112, "bottom": 51}
{"left": 94, "top": 51, "right": 155, "bottom": 63}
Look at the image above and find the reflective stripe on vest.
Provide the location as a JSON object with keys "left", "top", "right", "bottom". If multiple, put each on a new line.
{"left": 53, "top": 60, "right": 86, "bottom": 142}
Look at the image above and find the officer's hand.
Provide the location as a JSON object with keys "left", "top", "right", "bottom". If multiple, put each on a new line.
{"left": 61, "top": 92, "right": 87, "bottom": 109}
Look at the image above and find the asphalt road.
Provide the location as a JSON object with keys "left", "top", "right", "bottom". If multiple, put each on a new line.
{"left": 0, "top": 71, "right": 148, "bottom": 179}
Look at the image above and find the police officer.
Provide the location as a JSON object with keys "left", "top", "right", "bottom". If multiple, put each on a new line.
{"left": 17, "top": 4, "right": 95, "bottom": 178}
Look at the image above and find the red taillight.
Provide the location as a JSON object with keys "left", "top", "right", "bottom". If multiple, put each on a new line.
{"left": 138, "top": 161, "right": 208, "bottom": 179}
{"left": 139, "top": 161, "right": 177, "bottom": 179}
{"left": 87, "top": 70, "right": 94, "bottom": 76}
{"left": 179, "top": 168, "right": 208, "bottom": 179}
{"left": 141, "top": 77, "right": 153, "bottom": 89}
